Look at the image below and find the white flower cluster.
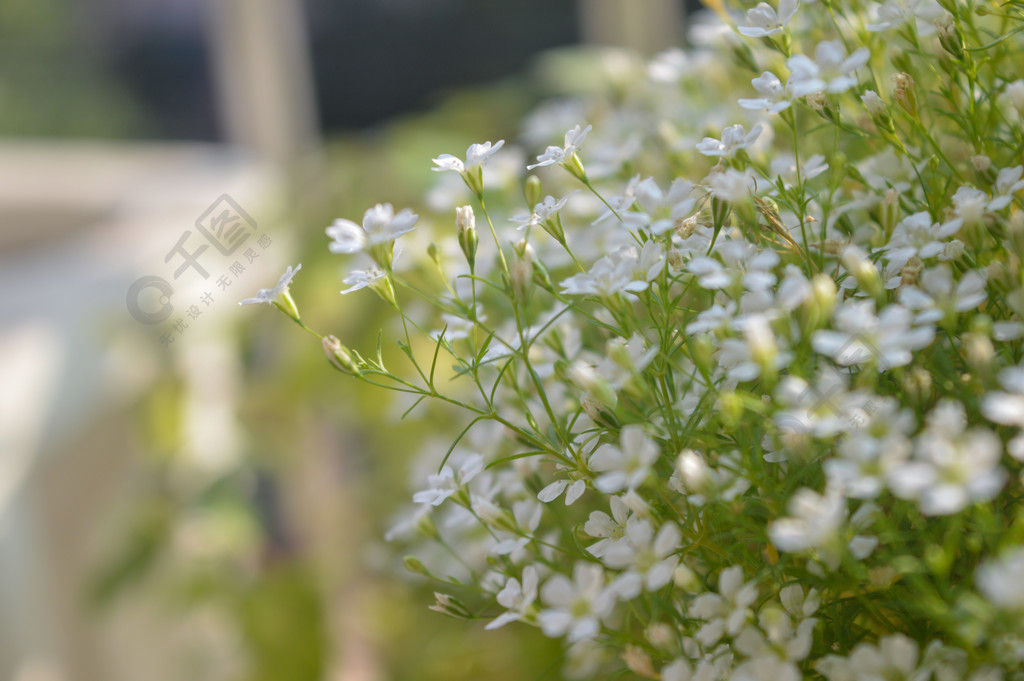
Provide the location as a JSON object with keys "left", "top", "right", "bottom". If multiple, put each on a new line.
{"left": 246, "top": 0, "right": 1024, "bottom": 677}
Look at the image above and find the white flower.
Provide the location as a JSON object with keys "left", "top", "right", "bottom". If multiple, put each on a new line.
{"left": 882, "top": 211, "right": 962, "bottom": 267}
{"left": 560, "top": 249, "right": 650, "bottom": 298}
{"left": 896, "top": 265, "right": 987, "bottom": 324}
{"left": 486, "top": 565, "right": 539, "bottom": 629}
{"left": 691, "top": 565, "right": 759, "bottom": 646}
{"left": 977, "top": 548, "right": 1024, "bottom": 611}
{"left": 538, "top": 477, "right": 587, "bottom": 505}
{"left": 589, "top": 425, "right": 659, "bottom": 493}
{"left": 706, "top": 168, "right": 759, "bottom": 203}
{"left": 583, "top": 496, "right": 632, "bottom": 559}
{"left": 326, "top": 203, "right": 418, "bottom": 254}
{"left": 602, "top": 517, "right": 681, "bottom": 597}
{"left": 812, "top": 300, "right": 934, "bottom": 369}
{"left": 239, "top": 263, "right": 301, "bottom": 306}
{"left": 510, "top": 191, "right": 577, "bottom": 231}
{"left": 412, "top": 453, "right": 484, "bottom": 506}
{"left": 774, "top": 367, "right": 885, "bottom": 446}
{"left": 340, "top": 264, "right": 386, "bottom": 294}
{"left": 739, "top": 71, "right": 795, "bottom": 113}
{"left": 621, "top": 177, "right": 697, "bottom": 234}
{"left": 769, "top": 487, "right": 874, "bottom": 567}
{"left": 431, "top": 139, "right": 505, "bottom": 174}
{"left": 787, "top": 41, "right": 870, "bottom": 97}
{"left": 866, "top": 0, "right": 946, "bottom": 33}
{"left": 981, "top": 363, "right": 1024, "bottom": 460}
{"left": 738, "top": 0, "right": 799, "bottom": 37}
{"left": 528, "top": 124, "right": 592, "bottom": 170}
{"left": 538, "top": 562, "right": 615, "bottom": 642}
{"left": 888, "top": 400, "right": 1006, "bottom": 515}
{"left": 688, "top": 239, "right": 779, "bottom": 291}
{"left": 825, "top": 397, "right": 914, "bottom": 498}
{"left": 818, "top": 634, "right": 923, "bottom": 681}
{"left": 697, "top": 124, "right": 764, "bottom": 157}
{"left": 991, "top": 165, "right": 1024, "bottom": 210}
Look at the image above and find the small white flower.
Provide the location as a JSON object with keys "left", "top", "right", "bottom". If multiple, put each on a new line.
{"left": 888, "top": 400, "right": 1006, "bottom": 515}
{"left": 621, "top": 177, "right": 697, "bottom": 234}
{"left": 896, "top": 265, "right": 987, "bottom": 324}
{"left": 738, "top": 0, "right": 800, "bottom": 37}
{"left": 583, "top": 496, "right": 631, "bottom": 559}
{"left": 510, "top": 191, "right": 577, "bottom": 231}
{"left": 882, "top": 211, "right": 962, "bottom": 268}
{"left": 812, "top": 300, "right": 934, "bottom": 369}
{"left": 412, "top": 453, "right": 484, "bottom": 506}
{"left": 697, "top": 123, "right": 764, "bottom": 157}
{"left": 431, "top": 139, "right": 505, "bottom": 174}
{"left": 739, "top": 71, "right": 795, "bottom": 113}
{"left": 538, "top": 477, "right": 587, "bottom": 505}
{"left": 538, "top": 562, "right": 616, "bottom": 642}
{"left": 589, "top": 425, "right": 660, "bottom": 493}
{"left": 528, "top": 124, "right": 592, "bottom": 170}
{"left": 977, "top": 548, "right": 1024, "bottom": 611}
{"left": 486, "top": 565, "right": 539, "bottom": 629}
{"left": 239, "top": 263, "right": 301, "bottom": 306}
{"left": 787, "top": 41, "right": 870, "bottom": 97}
{"left": 691, "top": 565, "right": 759, "bottom": 646}
{"left": 981, "top": 363, "right": 1024, "bottom": 460}
{"left": 340, "top": 264, "right": 385, "bottom": 294}
{"left": 326, "top": 203, "right": 418, "bottom": 254}
{"left": 602, "top": 517, "right": 681, "bottom": 597}
{"left": 866, "top": 0, "right": 946, "bottom": 33}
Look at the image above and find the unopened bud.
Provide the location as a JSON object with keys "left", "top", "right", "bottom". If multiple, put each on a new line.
{"left": 623, "top": 646, "right": 657, "bottom": 679}
{"left": 807, "top": 92, "right": 839, "bottom": 123}
{"left": 403, "top": 555, "right": 430, "bottom": 576}
{"left": 676, "top": 449, "right": 709, "bottom": 494}
{"left": 524, "top": 174, "right": 543, "bottom": 210}
{"left": 891, "top": 72, "right": 917, "bottom": 118}
{"left": 841, "top": 245, "right": 883, "bottom": 300}
{"left": 646, "top": 623, "right": 675, "bottom": 650}
{"left": 455, "top": 205, "right": 478, "bottom": 270}
{"left": 808, "top": 273, "right": 838, "bottom": 323}
{"left": 861, "top": 90, "right": 894, "bottom": 133}
{"left": 881, "top": 189, "right": 901, "bottom": 236}
{"left": 900, "top": 256, "right": 923, "bottom": 287}
{"left": 323, "top": 334, "right": 361, "bottom": 376}
{"left": 935, "top": 14, "right": 964, "bottom": 61}
{"left": 673, "top": 563, "right": 699, "bottom": 590}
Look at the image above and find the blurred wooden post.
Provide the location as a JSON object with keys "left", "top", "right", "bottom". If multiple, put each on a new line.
{"left": 578, "top": 0, "right": 685, "bottom": 53}
{"left": 205, "top": 0, "right": 320, "bottom": 163}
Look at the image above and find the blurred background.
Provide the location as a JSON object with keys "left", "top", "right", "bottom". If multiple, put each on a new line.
{"left": 0, "top": 1, "right": 695, "bottom": 679}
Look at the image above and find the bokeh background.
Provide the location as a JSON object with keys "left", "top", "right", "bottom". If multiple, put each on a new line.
{"left": 0, "top": 1, "right": 696, "bottom": 679}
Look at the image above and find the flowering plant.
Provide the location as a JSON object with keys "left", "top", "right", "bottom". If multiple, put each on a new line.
{"left": 246, "top": 0, "right": 1024, "bottom": 678}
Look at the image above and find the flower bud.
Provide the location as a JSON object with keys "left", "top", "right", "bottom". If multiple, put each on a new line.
{"left": 841, "top": 245, "right": 884, "bottom": 301}
{"left": 861, "top": 90, "right": 895, "bottom": 133}
{"left": 623, "top": 646, "right": 657, "bottom": 679}
{"left": 745, "top": 315, "right": 778, "bottom": 381}
{"left": 323, "top": 334, "right": 361, "bottom": 376}
{"left": 807, "top": 92, "right": 839, "bottom": 123}
{"left": 510, "top": 239, "right": 535, "bottom": 301}
{"left": 676, "top": 449, "right": 709, "bottom": 495}
{"left": 524, "top": 174, "right": 543, "bottom": 210}
{"left": 880, "top": 189, "right": 901, "bottom": 237}
{"left": 935, "top": 14, "right": 964, "bottom": 61}
{"left": 646, "top": 623, "right": 676, "bottom": 650}
{"left": 673, "top": 563, "right": 699, "bottom": 590}
{"left": 900, "top": 256, "right": 923, "bottom": 287}
{"left": 455, "top": 205, "right": 478, "bottom": 270}
{"left": 403, "top": 555, "right": 430, "bottom": 576}
{"left": 891, "top": 72, "right": 917, "bottom": 118}
{"left": 808, "top": 273, "right": 838, "bottom": 323}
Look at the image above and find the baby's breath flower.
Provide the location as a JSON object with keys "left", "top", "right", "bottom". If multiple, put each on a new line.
{"left": 738, "top": 0, "right": 800, "bottom": 38}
